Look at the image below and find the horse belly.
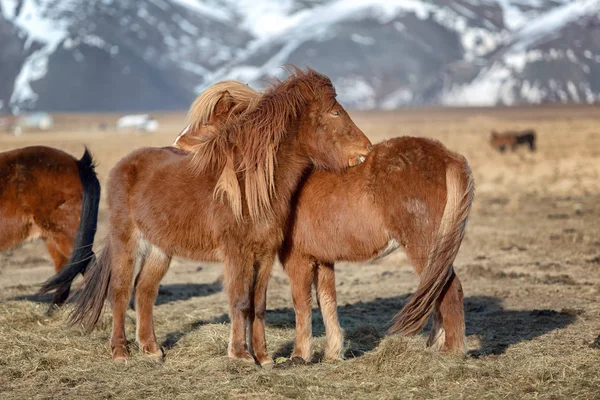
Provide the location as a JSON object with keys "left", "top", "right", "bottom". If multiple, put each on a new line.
{"left": 301, "top": 219, "right": 392, "bottom": 263}
{"left": 133, "top": 213, "right": 223, "bottom": 262}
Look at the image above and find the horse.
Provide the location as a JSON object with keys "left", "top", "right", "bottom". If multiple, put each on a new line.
{"left": 490, "top": 129, "right": 536, "bottom": 152}
{"left": 1, "top": 146, "right": 100, "bottom": 313}
{"left": 279, "top": 137, "right": 474, "bottom": 361}
{"left": 43, "top": 67, "right": 372, "bottom": 365}
{"left": 172, "top": 83, "right": 474, "bottom": 361}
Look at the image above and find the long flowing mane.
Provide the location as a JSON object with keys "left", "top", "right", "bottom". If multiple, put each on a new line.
{"left": 187, "top": 80, "right": 259, "bottom": 131}
{"left": 191, "top": 67, "right": 337, "bottom": 222}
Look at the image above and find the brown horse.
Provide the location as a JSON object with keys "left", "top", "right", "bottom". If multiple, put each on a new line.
{"left": 0, "top": 146, "right": 100, "bottom": 313}
{"left": 279, "top": 137, "right": 474, "bottom": 361}
{"left": 490, "top": 129, "right": 536, "bottom": 152}
{"left": 44, "top": 68, "right": 372, "bottom": 365}
{"left": 173, "top": 84, "right": 474, "bottom": 361}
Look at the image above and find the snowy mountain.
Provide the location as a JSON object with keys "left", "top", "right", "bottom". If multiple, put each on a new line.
{"left": 0, "top": 0, "right": 599, "bottom": 112}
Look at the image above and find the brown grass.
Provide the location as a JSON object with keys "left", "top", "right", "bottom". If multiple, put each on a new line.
{"left": 1, "top": 106, "right": 600, "bottom": 399}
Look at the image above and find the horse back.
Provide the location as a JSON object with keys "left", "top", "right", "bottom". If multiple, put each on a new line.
{"left": 370, "top": 137, "right": 464, "bottom": 247}
{"left": 0, "top": 146, "right": 81, "bottom": 213}
{"left": 0, "top": 146, "right": 82, "bottom": 249}
{"left": 107, "top": 146, "right": 233, "bottom": 260}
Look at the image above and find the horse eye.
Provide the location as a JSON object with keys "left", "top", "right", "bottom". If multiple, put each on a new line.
{"left": 331, "top": 110, "right": 340, "bottom": 117}
{"left": 201, "top": 123, "right": 209, "bottom": 127}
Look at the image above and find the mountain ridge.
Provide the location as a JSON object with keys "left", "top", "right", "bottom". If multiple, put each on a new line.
{"left": 0, "top": 0, "right": 598, "bottom": 112}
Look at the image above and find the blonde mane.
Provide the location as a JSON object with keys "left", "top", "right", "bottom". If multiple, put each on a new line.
{"left": 187, "top": 80, "right": 259, "bottom": 132}
{"left": 190, "top": 67, "right": 337, "bottom": 223}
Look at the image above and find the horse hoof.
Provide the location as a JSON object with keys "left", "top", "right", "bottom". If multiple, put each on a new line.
{"left": 112, "top": 346, "right": 128, "bottom": 361}
{"left": 290, "top": 351, "right": 312, "bottom": 363}
{"left": 257, "top": 355, "right": 274, "bottom": 367}
{"left": 142, "top": 344, "right": 165, "bottom": 361}
{"left": 113, "top": 354, "right": 128, "bottom": 362}
{"left": 45, "top": 305, "right": 58, "bottom": 317}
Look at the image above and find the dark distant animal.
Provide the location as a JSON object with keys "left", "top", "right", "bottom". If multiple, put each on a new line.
{"left": 0, "top": 146, "right": 100, "bottom": 313}
{"left": 43, "top": 67, "right": 372, "bottom": 365}
{"left": 490, "top": 130, "right": 536, "bottom": 152}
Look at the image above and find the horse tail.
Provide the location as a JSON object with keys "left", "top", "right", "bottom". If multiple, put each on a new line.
{"left": 68, "top": 240, "right": 113, "bottom": 332}
{"left": 388, "top": 158, "right": 474, "bottom": 336}
{"left": 40, "top": 147, "right": 101, "bottom": 296}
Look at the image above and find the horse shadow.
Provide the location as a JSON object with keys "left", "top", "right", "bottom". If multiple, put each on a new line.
{"left": 8, "top": 282, "right": 222, "bottom": 307}
{"left": 161, "top": 294, "right": 577, "bottom": 360}
{"left": 153, "top": 282, "right": 221, "bottom": 306}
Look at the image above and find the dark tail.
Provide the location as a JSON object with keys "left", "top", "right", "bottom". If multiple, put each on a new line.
{"left": 69, "top": 240, "right": 112, "bottom": 332}
{"left": 40, "top": 147, "right": 101, "bottom": 296}
{"left": 387, "top": 159, "right": 475, "bottom": 336}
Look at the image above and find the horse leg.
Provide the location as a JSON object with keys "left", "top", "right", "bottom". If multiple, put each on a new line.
{"left": 248, "top": 253, "right": 275, "bottom": 366}
{"left": 405, "top": 243, "right": 459, "bottom": 351}
{"left": 428, "top": 273, "right": 466, "bottom": 353}
{"left": 314, "top": 262, "right": 343, "bottom": 360}
{"left": 44, "top": 235, "right": 72, "bottom": 314}
{"left": 134, "top": 244, "right": 171, "bottom": 360}
{"left": 109, "top": 234, "right": 140, "bottom": 361}
{"left": 285, "top": 254, "right": 315, "bottom": 362}
{"left": 223, "top": 250, "right": 255, "bottom": 362}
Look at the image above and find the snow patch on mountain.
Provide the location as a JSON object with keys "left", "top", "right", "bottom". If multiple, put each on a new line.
{"left": 509, "top": 0, "right": 600, "bottom": 52}
{"left": 441, "top": 0, "right": 600, "bottom": 106}
{"left": 1, "top": 0, "right": 74, "bottom": 110}
{"left": 170, "top": 0, "right": 231, "bottom": 22}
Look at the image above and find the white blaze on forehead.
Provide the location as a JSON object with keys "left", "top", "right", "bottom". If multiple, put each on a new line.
{"left": 173, "top": 125, "right": 190, "bottom": 146}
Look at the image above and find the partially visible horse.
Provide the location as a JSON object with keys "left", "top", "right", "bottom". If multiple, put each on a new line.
{"left": 1, "top": 146, "right": 100, "bottom": 313}
{"left": 490, "top": 129, "right": 536, "bottom": 152}
{"left": 279, "top": 137, "right": 474, "bottom": 361}
{"left": 43, "top": 68, "right": 372, "bottom": 365}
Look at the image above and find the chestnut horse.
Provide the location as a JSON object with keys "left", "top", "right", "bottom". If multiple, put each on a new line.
{"left": 490, "top": 129, "right": 536, "bottom": 152}
{"left": 0, "top": 146, "right": 100, "bottom": 313}
{"left": 44, "top": 68, "right": 372, "bottom": 365}
{"left": 279, "top": 137, "right": 474, "bottom": 361}
{"left": 172, "top": 85, "right": 474, "bottom": 361}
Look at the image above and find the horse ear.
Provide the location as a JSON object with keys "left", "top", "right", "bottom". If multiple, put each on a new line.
{"left": 214, "top": 91, "right": 234, "bottom": 118}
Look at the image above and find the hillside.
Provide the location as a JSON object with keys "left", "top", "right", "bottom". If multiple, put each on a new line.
{"left": 1, "top": 0, "right": 599, "bottom": 111}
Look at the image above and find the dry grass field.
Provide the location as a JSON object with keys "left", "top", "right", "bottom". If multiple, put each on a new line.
{"left": 1, "top": 106, "right": 599, "bottom": 399}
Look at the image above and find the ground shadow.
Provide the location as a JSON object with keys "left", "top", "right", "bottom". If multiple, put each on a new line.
{"left": 463, "top": 296, "right": 578, "bottom": 357}
{"left": 273, "top": 295, "right": 578, "bottom": 358}
{"left": 9, "top": 282, "right": 221, "bottom": 307}
{"left": 162, "top": 313, "right": 229, "bottom": 350}
{"left": 162, "top": 294, "right": 577, "bottom": 360}
{"left": 8, "top": 291, "right": 55, "bottom": 304}
{"left": 154, "top": 282, "right": 221, "bottom": 306}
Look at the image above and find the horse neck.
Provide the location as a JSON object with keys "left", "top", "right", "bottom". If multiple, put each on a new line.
{"left": 269, "top": 125, "right": 312, "bottom": 224}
